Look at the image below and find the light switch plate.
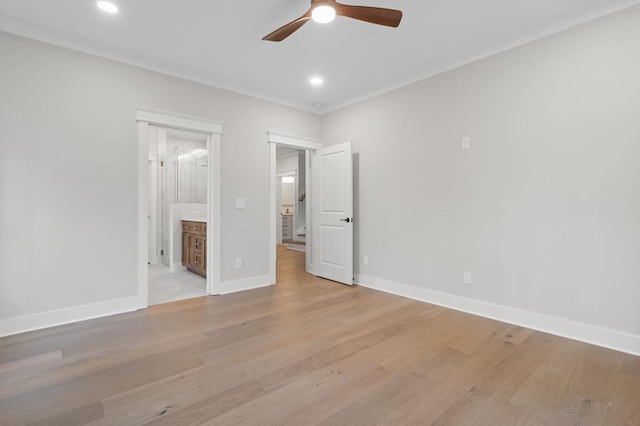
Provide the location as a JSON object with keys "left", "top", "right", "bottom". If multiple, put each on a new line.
{"left": 461, "top": 137, "right": 471, "bottom": 150}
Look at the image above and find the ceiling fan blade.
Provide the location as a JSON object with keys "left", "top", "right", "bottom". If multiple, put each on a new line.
{"left": 335, "top": 3, "right": 402, "bottom": 27}
{"left": 263, "top": 12, "right": 312, "bottom": 42}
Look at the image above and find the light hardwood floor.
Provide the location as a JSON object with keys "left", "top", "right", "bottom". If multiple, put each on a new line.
{"left": 0, "top": 246, "right": 638, "bottom": 425}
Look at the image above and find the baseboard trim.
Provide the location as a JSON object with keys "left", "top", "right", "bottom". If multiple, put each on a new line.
{"left": 218, "top": 274, "right": 273, "bottom": 295}
{"left": 0, "top": 296, "right": 141, "bottom": 338}
{"left": 356, "top": 274, "right": 640, "bottom": 356}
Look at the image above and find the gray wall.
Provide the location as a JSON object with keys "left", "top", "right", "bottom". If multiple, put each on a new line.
{"left": 2, "top": 5, "right": 639, "bottom": 346}
{"left": 0, "top": 32, "right": 321, "bottom": 320}
{"left": 322, "top": 6, "right": 640, "bottom": 336}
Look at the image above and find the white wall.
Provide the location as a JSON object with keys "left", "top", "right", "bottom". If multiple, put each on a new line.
{"left": 276, "top": 152, "right": 299, "bottom": 174}
{"left": 322, "top": 6, "right": 640, "bottom": 350}
{"left": 0, "top": 32, "right": 321, "bottom": 328}
{"left": 168, "top": 137, "right": 208, "bottom": 204}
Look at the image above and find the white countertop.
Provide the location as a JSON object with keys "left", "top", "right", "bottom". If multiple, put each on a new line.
{"left": 181, "top": 215, "right": 207, "bottom": 223}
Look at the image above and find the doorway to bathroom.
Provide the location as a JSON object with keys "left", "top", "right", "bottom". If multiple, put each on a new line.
{"left": 147, "top": 126, "right": 211, "bottom": 305}
{"left": 136, "top": 108, "right": 223, "bottom": 310}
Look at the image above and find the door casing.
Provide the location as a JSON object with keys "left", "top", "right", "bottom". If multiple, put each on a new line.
{"left": 268, "top": 132, "right": 323, "bottom": 282}
{"left": 137, "top": 107, "right": 223, "bottom": 308}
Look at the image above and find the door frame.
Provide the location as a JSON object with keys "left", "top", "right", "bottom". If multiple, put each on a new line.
{"left": 137, "top": 107, "right": 224, "bottom": 308}
{"left": 268, "top": 132, "right": 323, "bottom": 283}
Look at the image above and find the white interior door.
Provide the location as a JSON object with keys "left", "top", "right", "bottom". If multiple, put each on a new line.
{"left": 312, "top": 142, "right": 353, "bottom": 285}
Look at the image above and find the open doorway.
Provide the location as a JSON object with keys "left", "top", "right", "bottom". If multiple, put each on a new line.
{"left": 277, "top": 146, "right": 307, "bottom": 249}
{"left": 276, "top": 146, "right": 307, "bottom": 272}
{"left": 136, "top": 108, "right": 223, "bottom": 310}
{"left": 268, "top": 132, "right": 323, "bottom": 284}
{"left": 269, "top": 132, "right": 355, "bottom": 287}
{"left": 147, "top": 126, "right": 210, "bottom": 305}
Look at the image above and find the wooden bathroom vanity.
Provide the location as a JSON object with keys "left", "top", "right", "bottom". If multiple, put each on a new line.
{"left": 182, "top": 220, "right": 207, "bottom": 277}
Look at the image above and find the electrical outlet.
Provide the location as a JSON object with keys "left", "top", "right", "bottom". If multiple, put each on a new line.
{"left": 463, "top": 271, "right": 472, "bottom": 285}
{"left": 461, "top": 137, "right": 471, "bottom": 150}
{"left": 235, "top": 258, "right": 243, "bottom": 269}
{"left": 236, "top": 198, "right": 246, "bottom": 209}
{"left": 363, "top": 255, "right": 369, "bottom": 266}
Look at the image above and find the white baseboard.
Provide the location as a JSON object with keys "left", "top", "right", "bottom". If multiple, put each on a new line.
{"left": 286, "top": 243, "right": 306, "bottom": 252}
{"left": 218, "top": 274, "right": 273, "bottom": 295}
{"left": 356, "top": 274, "right": 640, "bottom": 357}
{"left": 0, "top": 296, "right": 141, "bottom": 338}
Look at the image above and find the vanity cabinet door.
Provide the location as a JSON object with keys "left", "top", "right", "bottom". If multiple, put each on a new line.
{"left": 194, "top": 235, "right": 206, "bottom": 277}
{"left": 182, "top": 232, "right": 194, "bottom": 269}
{"left": 182, "top": 220, "right": 207, "bottom": 278}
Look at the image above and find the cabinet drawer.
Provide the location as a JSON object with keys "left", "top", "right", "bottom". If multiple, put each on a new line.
{"left": 182, "top": 222, "right": 195, "bottom": 233}
{"left": 194, "top": 222, "right": 207, "bottom": 236}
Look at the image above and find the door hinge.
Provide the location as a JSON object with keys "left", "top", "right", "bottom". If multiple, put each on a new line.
{"left": 160, "top": 249, "right": 164, "bottom": 256}
{"left": 160, "top": 160, "right": 164, "bottom": 167}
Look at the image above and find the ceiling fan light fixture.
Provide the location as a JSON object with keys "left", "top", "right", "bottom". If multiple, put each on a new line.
{"left": 312, "top": 5, "right": 336, "bottom": 24}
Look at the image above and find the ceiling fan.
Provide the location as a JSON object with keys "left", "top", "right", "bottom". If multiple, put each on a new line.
{"left": 262, "top": 0, "right": 403, "bottom": 42}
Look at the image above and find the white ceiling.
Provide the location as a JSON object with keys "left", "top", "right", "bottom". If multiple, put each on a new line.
{"left": 1, "top": 0, "right": 639, "bottom": 114}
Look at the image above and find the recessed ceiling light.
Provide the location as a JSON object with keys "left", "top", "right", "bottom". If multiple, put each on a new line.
{"left": 310, "top": 76, "right": 324, "bottom": 86}
{"left": 312, "top": 5, "right": 336, "bottom": 24}
{"left": 97, "top": 1, "right": 118, "bottom": 14}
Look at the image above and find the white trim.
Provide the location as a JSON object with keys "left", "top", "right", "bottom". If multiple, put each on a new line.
{"left": 208, "top": 132, "right": 223, "bottom": 294}
{"left": 219, "top": 274, "right": 273, "bottom": 295}
{"left": 305, "top": 151, "right": 313, "bottom": 273}
{"left": 269, "top": 142, "right": 277, "bottom": 284}
{"left": 137, "top": 121, "right": 150, "bottom": 308}
{"left": 269, "top": 132, "right": 321, "bottom": 284}
{"left": 277, "top": 170, "right": 297, "bottom": 178}
{"left": 268, "top": 132, "right": 323, "bottom": 150}
{"left": 137, "top": 108, "right": 223, "bottom": 305}
{"left": 0, "top": 296, "right": 140, "bottom": 338}
{"left": 356, "top": 274, "right": 640, "bottom": 357}
{"left": 136, "top": 107, "right": 224, "bottom": 134}
{"left": 286, "top": 242, "right": 306, "bottom": 252}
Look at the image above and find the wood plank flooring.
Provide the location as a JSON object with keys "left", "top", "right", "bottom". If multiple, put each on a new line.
{"left": 1, "top": 246, "right": 638, "bottom": 425}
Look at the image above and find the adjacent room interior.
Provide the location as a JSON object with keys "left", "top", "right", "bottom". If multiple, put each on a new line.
{"left": 1, "top": 0, "right": 639, "bottom": 424}
{"left": 276, "top": 145, "right": 307, "bottom": 265}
